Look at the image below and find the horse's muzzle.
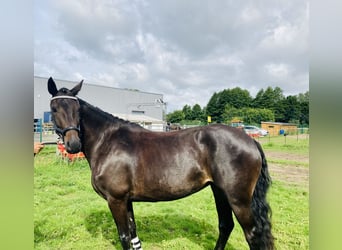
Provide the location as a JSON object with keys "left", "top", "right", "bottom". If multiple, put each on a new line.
{"left": 65, "top": 137, "right": 82, "bottom": 154}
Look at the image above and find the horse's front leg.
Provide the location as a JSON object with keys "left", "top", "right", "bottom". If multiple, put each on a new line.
{"left": 107, "top": 197, "right": 132, "bottom": 250}
{"left": 127, "top": 201, "right": 142, "bottom": 250}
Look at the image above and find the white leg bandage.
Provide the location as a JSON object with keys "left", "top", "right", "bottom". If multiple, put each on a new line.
{"left": 131, "top": 236, "right": 142, "bottom": 250}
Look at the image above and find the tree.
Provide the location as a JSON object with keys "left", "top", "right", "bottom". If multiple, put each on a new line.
{"left": 252, "top": 86, "right": 284, "bottom": 108}
{"left": 298, "top": 91, "right": 309, "bottom": 126}
{"left": 281, "top": 96, "right": 301, "bottom": 124}
{"left": 297, "top": 91, "right": 309, "bottom": 103}
{"left": 167, "top": 86, "right": 309, "bottom": 126}
{"left": 252, "top": 89, "right": 265, "bottom": 108}
{"left": 166, "top": 110, "right": 185, "bottom": 123}
{"left": 192, "top": 104, "right": 203, "bottom": 121}
{"left": 206, "top": 87, "right": 252, "bottom": 123}
{"left": 243, "top": 108, "right": 274, "bottom": 125}
{"left": 222, "top": 104, "right": 239, "bottom": 123}
{"left": 228, "top": 87, "right": 252, "bottom": 109}
{"left": 182, "top": 105, "right": 192, "bottom": 120}
{"left": 223, "top": 105, "right": 274, "bottom": 125}
{"left": 206, "top": 92, "right": 222, "bottom": 122}
{"left": 252, "top": 86, "right": 285, "bottom": 122}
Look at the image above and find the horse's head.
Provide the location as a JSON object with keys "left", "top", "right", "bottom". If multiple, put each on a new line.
{"left": 48, "top": 77, "right": 83, "bottom": 154}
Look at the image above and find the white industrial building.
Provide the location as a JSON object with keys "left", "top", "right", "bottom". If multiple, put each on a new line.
{"left": 34, "top": 76, "right": 166, "bottom": 132}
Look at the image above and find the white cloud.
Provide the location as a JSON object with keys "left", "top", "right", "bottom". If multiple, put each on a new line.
{"left": 264, "top": 63, "right": 291, "bottom": 78}
{"left": 260, "top": 22, "right": 306, "bottom": 52}
{"left": 239, "top": 6, "right": 262, "bottom": 24}
{"left": 34, "top": 0, "right": 309, "bottom": 111}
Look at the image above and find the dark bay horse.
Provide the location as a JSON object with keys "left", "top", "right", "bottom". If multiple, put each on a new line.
{"left": 47, "top": 77, "right": 274, "bottom": 250}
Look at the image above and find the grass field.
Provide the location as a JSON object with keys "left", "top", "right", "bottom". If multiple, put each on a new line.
{"left": 258, "top": 134, "right": 309, "bottom": 155}
{"left": 34, "top": 137, "right": 309, "bottom": 249}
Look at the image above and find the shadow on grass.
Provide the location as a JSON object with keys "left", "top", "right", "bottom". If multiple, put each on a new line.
{"left": 34, "top": 219, "right": 68, "bottom": 246}
{"left": 84, "top": 209, "right": 238, "bottom": 249}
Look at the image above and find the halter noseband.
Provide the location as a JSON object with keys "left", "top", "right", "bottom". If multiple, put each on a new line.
{"left": 54, "top": 126, "right": 80, "bottom": 137}
{"left": 50, "top": 96, "right": 80, "bottom": 138}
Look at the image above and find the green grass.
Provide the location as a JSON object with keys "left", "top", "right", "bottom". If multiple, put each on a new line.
{"left": 267, "top": 158, "right": 309, "bottom": 168}
{"left": 34, "top": 146, "right": 308, "bottom": 249}
{"left": 258, "top": 135, "right": 309, "bottom": 154}
{"left": 259, "top": 135, "right": 309, "bottom": 168}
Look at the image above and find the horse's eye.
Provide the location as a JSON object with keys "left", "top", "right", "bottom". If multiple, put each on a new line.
{"left": 51, "top": 107, "right": 57, "bottom": 113}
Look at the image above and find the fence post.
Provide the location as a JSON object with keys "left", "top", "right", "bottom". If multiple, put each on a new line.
{"left": 39, "top": 119, "right": 43, "bottom": 142}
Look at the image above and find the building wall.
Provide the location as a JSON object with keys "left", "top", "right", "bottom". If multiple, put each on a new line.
{"left": 261, "top": 122, "right": 298, "bottom": 136}
{"left": 34, "top": 76, "right": 165, "bottom": 122}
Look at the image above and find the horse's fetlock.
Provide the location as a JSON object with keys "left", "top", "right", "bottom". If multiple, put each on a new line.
{"left": 119, "top": 233, "right": 131, "bottom": 247}
{"left": 131, "top": 236, "right": 142, "bottom": 250}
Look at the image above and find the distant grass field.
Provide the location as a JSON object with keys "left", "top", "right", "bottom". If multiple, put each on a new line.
{"left": 34, "top": 143, "right": 308, "bottom": 249}
{"left": 258, "top": 134, "right": 309, "bottom": 155}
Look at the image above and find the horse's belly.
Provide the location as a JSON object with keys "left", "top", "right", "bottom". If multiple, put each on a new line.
{"left": 133, "top": 173, "right": 211, "bottom": 201}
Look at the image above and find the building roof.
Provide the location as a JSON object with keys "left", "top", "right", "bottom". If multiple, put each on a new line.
{"left": 34, "top": 76, "right": 164, "bottom": 122}
{"left": 113, "top": 113, "right": 164, "bottom": 124}
{"left": 261, "top": 121, "right": 297, "bottom": 126}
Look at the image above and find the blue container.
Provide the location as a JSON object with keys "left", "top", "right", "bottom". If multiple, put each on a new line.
{"left": 44, "top": 111, "right": 52, "bottom": 123}
{"left": 279, "top": 129, "right": 285, "bottom": 135}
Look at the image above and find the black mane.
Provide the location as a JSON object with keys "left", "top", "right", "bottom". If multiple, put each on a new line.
{"left": 78, "top": 98, "right": 144, "bottom": 129}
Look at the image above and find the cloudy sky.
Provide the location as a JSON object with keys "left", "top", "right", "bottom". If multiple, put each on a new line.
{"left": 34, "top": 0, "right": 309, "bottom": 112}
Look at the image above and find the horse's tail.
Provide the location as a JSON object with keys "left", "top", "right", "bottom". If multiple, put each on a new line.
{"left": 252, "top": 140, "right": 274, "bottom": 249}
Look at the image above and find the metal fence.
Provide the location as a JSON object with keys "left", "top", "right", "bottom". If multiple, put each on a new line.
{"left": 34, "top": 119, "right": 58, "bottom": 143}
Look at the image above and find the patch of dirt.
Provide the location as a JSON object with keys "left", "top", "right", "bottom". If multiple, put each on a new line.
{"left": 265, "top": 150, "right": 309, "bottom": 188}
{"left": 266, "top": 151, "right": 309, "bottom": 165}
{"left": 268, "top": 164, "right": 309, "bottom": 188}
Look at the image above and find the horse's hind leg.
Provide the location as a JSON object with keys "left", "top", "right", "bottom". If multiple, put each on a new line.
{"left": 231, "top": 198, "right": 274, "bottom": 250}
{"left": 211, "top": 185, "right": 234, "bottom": 250}
{"left": 231, "top": 201, "right": 272, "bottom": 250}
{"left": 229, "top": 186, "right": 273, "bottom": 249}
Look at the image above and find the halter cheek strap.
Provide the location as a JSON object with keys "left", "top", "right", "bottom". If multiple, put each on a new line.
{"left": 50, "top": 95, "right": 80, "bottom": 137}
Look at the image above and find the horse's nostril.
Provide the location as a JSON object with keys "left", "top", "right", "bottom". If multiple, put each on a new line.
{"left": 65, "top": 139, "right": 81, "bottom": 154}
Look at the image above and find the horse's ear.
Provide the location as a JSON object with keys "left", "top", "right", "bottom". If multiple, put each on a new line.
{"left": 48, "top": 77, "right": 58, "bottom": 96}
{"left": 71, "top": 80, "right": 83, "bottom": 96}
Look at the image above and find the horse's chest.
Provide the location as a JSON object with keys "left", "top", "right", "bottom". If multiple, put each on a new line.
{"left": 90, "top": 163, "right": 132, "bottom": 200}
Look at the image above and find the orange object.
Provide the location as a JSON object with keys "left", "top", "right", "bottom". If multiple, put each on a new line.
{"left": 57, "top": 142, "right": 85, "bottom": 161}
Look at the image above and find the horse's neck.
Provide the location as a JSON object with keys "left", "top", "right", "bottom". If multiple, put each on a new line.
{"left": 80, "top": 102, "right": 111, "bottom": 134}
{"left": 78, "top": 102, "right": 111, "bottom": 153}
{"left": 78, "top": 100, "right": 144, "bottom": 155}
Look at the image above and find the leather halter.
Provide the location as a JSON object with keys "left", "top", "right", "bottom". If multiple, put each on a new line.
{"left": 50, "top": 96, "right": 80, "bottom": 137}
